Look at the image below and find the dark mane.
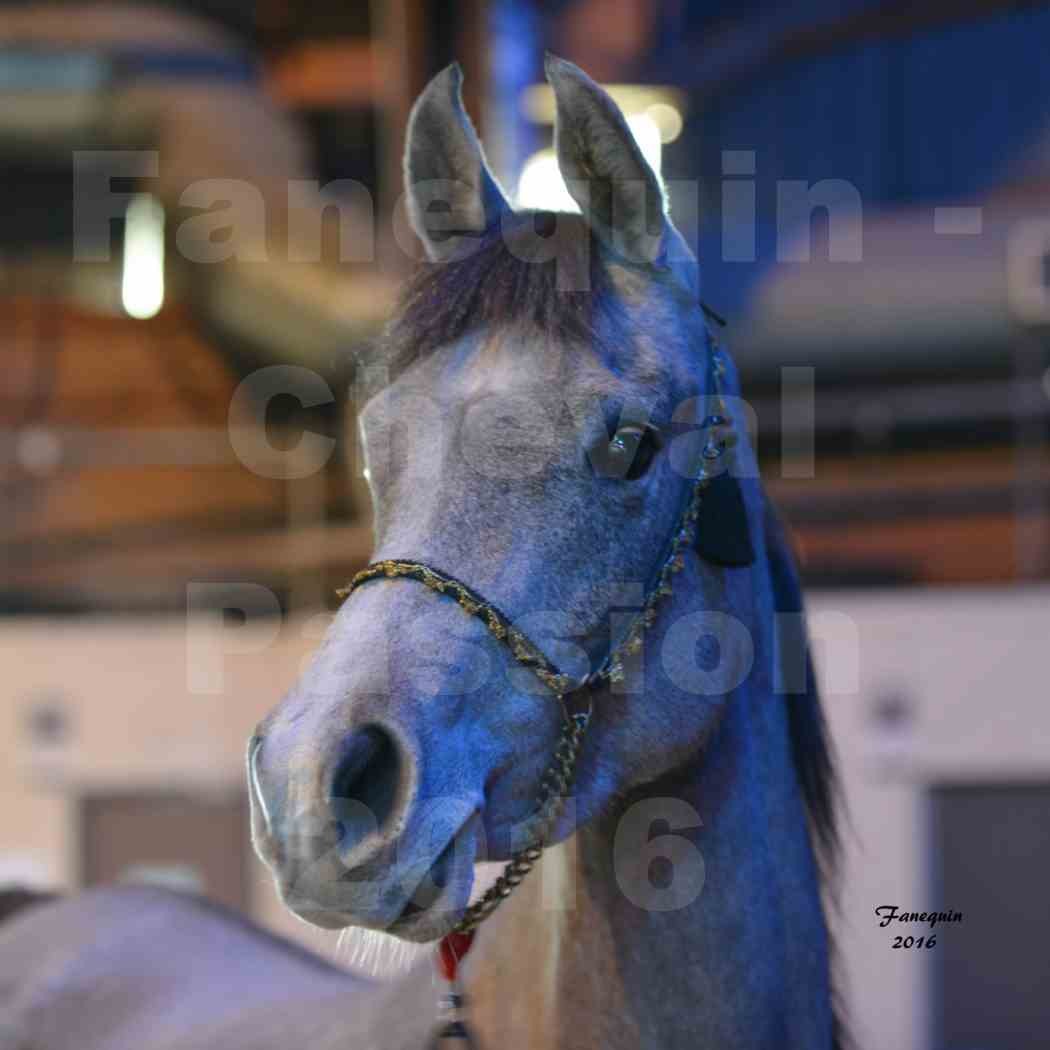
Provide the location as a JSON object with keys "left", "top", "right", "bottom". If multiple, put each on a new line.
{"left": 764, "top": 506, "right": 848, "bottom": 1050}
{"left": 379, "top": 211, "right": 632, "bottom": 379}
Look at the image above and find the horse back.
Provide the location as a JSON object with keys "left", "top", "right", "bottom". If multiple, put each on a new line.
{"left": 0, "top": 885, "right": 362, "bottom": 1050}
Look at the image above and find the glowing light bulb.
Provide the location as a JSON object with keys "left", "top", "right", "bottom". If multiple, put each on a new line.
{"left": 122, "top": 193, "right": 165, "bottom": 320}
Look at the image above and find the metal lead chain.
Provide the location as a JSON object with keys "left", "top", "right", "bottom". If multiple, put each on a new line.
{"left": 451, "top": 709, "right": 590, "bottom": 934}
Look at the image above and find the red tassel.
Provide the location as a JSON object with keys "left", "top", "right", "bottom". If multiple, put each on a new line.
{"left": 437, "top": 931, "right": 476, "bottom": 982}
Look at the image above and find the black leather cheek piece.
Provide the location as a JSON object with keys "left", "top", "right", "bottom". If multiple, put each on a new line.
{"left": 694, "top": 472, "right": 756, "bottom": 567}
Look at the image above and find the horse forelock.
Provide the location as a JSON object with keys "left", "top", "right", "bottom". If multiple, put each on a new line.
{"left": 371, "top": 211, "right": 692, "bottom": 385}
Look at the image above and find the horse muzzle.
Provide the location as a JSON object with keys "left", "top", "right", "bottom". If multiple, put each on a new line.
{"left": 248, "top": 720, "right": 484, "bottom": 939}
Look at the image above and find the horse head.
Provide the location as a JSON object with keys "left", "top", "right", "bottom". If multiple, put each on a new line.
{"left": 250, "top": 56, "right": 763, "bottom": 943}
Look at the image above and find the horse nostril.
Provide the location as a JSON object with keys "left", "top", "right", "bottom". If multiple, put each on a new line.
{"left": 329, "top": 726, "right": 402, "bottom": 849}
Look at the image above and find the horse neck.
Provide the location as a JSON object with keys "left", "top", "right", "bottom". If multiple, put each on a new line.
{"left": 468, "top": 559, "right": 833, "bottom": 1050}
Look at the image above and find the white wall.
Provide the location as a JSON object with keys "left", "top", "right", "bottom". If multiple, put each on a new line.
{"left": 809, "top": 584, "right": 1050, "bottom": 1050}
{"left": 0, "top": 612, "right": 338, "bottom": 952}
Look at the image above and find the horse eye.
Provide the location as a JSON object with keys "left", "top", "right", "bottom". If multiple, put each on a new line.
{"left": 594, "top": 425, "right": 660, "bottom": 480}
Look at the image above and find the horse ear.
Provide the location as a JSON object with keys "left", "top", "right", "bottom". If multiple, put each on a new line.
{"left": 545, "top": 53, "right": 672, "bottom": 266}
{"left": 403, "top": 63, "right": 511, "bottom": 262}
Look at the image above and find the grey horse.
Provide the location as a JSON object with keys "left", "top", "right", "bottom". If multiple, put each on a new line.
{"left": 0, "top": 56, "right": 842, "bottom": 1050}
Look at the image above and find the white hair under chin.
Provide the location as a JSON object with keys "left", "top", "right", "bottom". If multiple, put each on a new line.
{"left": 334, "top": 862, "right": 507, "bottom": 980}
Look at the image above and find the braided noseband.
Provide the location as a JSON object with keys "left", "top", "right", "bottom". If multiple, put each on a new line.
{"left": 338, "top": 347, "right": 735, "bottom": 936}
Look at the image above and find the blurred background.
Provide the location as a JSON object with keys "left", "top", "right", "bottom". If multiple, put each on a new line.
{"left": 1, "top": 2, "right": 1048, "bottom": 1048}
